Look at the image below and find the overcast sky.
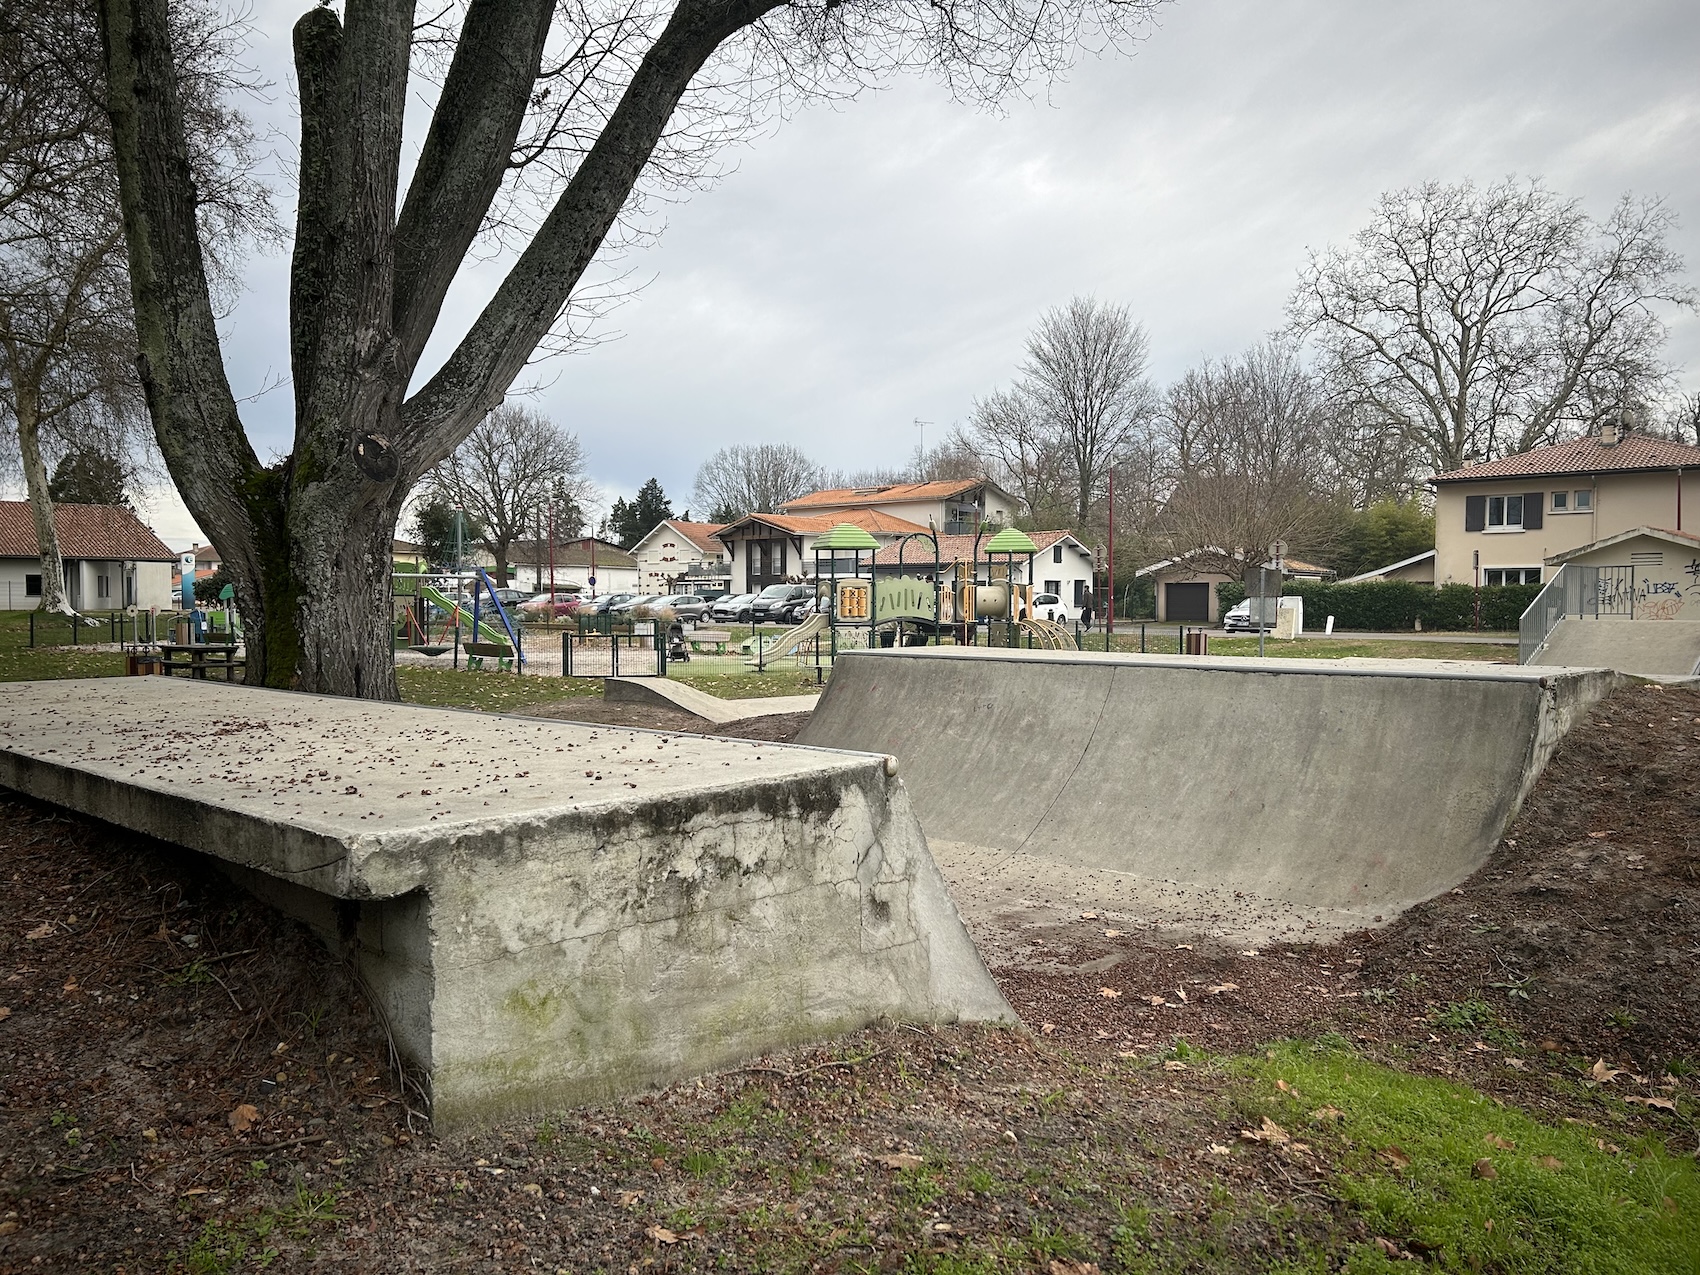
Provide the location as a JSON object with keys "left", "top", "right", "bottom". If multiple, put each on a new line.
{"left": 137, "top": 0, "right": 1700, "bottom": 543}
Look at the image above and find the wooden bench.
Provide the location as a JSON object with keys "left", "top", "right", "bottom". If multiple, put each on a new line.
{"left": 687, "top": 628, "right": 732, "bottom": 654}
{"left": 464, "top": 640, "right": 515, "bottom": 671}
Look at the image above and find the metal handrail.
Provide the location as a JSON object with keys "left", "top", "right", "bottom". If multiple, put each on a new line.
{"left": 1517, "top": 564, "right": 1599, "bottom": 664}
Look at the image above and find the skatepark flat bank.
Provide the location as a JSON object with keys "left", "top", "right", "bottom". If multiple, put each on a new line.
{"left": 800, "top": 649, "right": 1622, "bottom": 945}
{"left": 0, "top": 679, "right": 1013, "bottom": 1129}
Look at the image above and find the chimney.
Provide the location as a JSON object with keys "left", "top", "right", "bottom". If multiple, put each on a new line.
{"left": 1598, "top": 419, "right": 1620, "bottom": 447}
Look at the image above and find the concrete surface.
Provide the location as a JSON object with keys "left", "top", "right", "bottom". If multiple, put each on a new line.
{"left": 799, "top": 648, "right": 1619, "bottom": 946}
{"left": 1530, "top": 618, "right": 1700, "bottom": 677}
{"left": 604, "top": 676, "right": 820, "bottom": 724}
{"left": 0, "top": 678, "right": 1012, "bottom": 1128}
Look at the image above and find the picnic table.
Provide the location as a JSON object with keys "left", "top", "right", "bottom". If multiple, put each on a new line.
{"left": 154, "top": 642, "right": 245, "bottom": 681}
{"left": 687, "top": 628, "right": 732, "bottom": 654}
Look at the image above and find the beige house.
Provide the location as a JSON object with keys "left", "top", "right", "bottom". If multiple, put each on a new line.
{"left": 1431, "top": 425, "right": 1700, "bottom": 587}
{"left": 778, "top": 478, "right": 1020, "bottom": 535}
{"left": 1545, "top": 527, "right": 1700, "bottom": 622}
{"left": 629, "top": 519, "right": 728, "bottom": 594}
{"left": 1338, "top": 549, "right": 1437, "bottom": 585}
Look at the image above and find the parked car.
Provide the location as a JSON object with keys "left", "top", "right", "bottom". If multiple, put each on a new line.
{"left": 610, "top": 594, "right": 662, "bottom": 615}
{"left": 489, "top": 587, "right": 530, "bottom": 608}
{"left": 518, "top": 590, "right": 582, "bottom": 616}
{"left": 591, "top": 592, "right": 636, "bottom": 615}
{"left": 1023, "top": 592, "right": 1077, "bottom": 624}
{"left": 657, "top": 593, "right": 712, "bottom": 621}
{"left": 709, "top": 592, "right": 757, "bottom": 623}
{"left": 1222, "top": 599, "right": 1270, "bottom": 633}
{"left": 749, "top": 584, "right": 811, "bottom": 622}
{"left": 774, "top": 592, "right": 820, "bottom": 625}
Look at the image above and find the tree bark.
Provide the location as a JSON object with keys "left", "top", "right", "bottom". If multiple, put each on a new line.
{"left": 12, "top": 377, "right": 73, "bottom": 614}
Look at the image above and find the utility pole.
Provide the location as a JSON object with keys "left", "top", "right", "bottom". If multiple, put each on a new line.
{"left": 548, "top": 504, "right": 556, "bottom": 601}
{"left": 914, "top": 418, "right": 931, "bottom": 475}
{"left": 1106, "top": 468, "right": 1115, "bottom": 642}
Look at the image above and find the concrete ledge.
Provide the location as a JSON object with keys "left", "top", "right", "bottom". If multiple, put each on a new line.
{"left": 0, "top": 679, "right": 1013, "bottom": 1129}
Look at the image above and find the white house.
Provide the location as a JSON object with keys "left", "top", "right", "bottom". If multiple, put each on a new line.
{"left": 714, "top": 509, "right": 931, "bottom": 594}
{"left": 778, "top": 477, "right": 1021, "bottom": 535}
{"left": 0, "top": 501, "right": 176, "bottom": 611}
{"left": 629, "top": 519, "right": 728, "bottom": 595}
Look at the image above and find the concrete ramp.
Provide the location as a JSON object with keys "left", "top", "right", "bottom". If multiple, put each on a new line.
{"left": 604, "top": 676, "right": 819, "bottom": 724}
{"left": 799, "top": 649, "right": 1618, "bottom": 942}
{"left": 0, "top": 678, "right": 1012, "bottom": 1128}
{"left": 1530, "top": 619, "right": 1700, "bottom": 678}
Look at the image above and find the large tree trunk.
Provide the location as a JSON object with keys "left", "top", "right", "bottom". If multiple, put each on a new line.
{"left": 13, "top": 380, "right": 74, "bottom": 615}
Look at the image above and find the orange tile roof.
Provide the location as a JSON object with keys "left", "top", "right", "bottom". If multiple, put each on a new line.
{"left": 662, "top": 519, "right": 728, "bottom": 554}
{"left": 779, "top": 479, "right": 987, "bottom": 511}
{"left": 0, "top": 502, "right": 175, "bottom": 561}
{"left": 870, "top": 530, "right": 1083, "bottom": 565}
{"left": 1433, "top": 432, "right": 1700, "bottom": 482}
{"left": 715, "top": 508, "right": 932, "bottom": 539}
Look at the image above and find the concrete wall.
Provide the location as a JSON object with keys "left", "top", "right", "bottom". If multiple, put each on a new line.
{"left": 800, "top": 649, "right": 1617, "bottom": 927}
{"left": 0, "top": 678, "right": 1013, "bottom": 1129}
{"left": 1435, "top": 470, "right": 1700, "bottom": 585}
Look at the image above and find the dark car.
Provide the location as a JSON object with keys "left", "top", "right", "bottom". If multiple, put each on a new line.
{"left": 774, "top": 592, "right": 820, "bottom": 625}
{"left": 591, "top": 592, "right": 636, "bottom": 615}
{"left": 748, "top": 584, "right": 810, "bottom": 623}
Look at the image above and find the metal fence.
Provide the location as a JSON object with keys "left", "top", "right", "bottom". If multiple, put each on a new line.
{"left": 1518, "top": 564, "right": 1600, "bottom": 664}
{"left": 561, "top": 629, "right": 665, "bottom": 678}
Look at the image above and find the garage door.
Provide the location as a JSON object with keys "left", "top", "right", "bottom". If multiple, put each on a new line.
{"left": 1165, "top": 582, "right": 1210, "bottom": 623}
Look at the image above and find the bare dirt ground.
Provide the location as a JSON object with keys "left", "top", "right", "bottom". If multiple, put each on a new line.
{"left": 0, "top": 684, "right": 1694, "bottom": 1271}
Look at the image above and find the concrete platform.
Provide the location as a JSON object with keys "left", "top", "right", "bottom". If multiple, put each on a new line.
{"left": 1530, "top": 618, "right": 1700, "bottom": 678}
{"left": 0, "top": 679, "right": 1013, "bottom": 1128}
{"left": 799, "top": 649, "right": 1620, "bottom": 945}
{"left": 603, "top": 676, "right": 820, "bottom": 724}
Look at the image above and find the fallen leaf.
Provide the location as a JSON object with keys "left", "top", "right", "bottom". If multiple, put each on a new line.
{"left": 875, "top": 1153, "right": 924, "bottom": 1171}
{"left": 1207, "top": 983, "right": 1238, "bottom": 995}
{"left": 227, "top": 1104, "right": 259, "bottom": 1134}
{"left": 1624, "top": 1095, "right": 1678, "bottom": 1111}
{"left": 1239, "top": 1117, "right": 1289, "bottom": 1145}
{"left": 645, "top": 1225, "right": 679, "bottom": 1245}
{"left": 1484, "top": 1134, "right": 1515, "bottom": 1151}
{"left": 521, "top": 1183, "right": 543, "bottom": 1196}
{"left": 1239, "top": 949, "right": 1260, "bottom": 958}
{"left": 1587, "top": 830, "right": 1614, "bottom": 838}
{"left": 1589, "top": 1059, "right": 1625, "bottom": 1083}
{"left": 0, "top": 1007, "right": 10, "bottom": 1022}
{"left": 1378, "top": 1145, "right": 1411, "bottom": 1169}
{"left": 1207, "top": 1143, "right": 1231, "bottom": 1155}
{"left": 1098, "top": 987, "right": 1122, "bottom": 999}
{"left": 1276, "top": 1079, "right": 1298, "bottom": 1096}
{"left": 1536, "top": 1156, "right": 1564, "bottom": 1170}
{"left": 1374, "top": 1237, "right": 1400, "bottom": 1257}
{"left": 1472, "top": 1158, "right": 1498, "bottom": 1180}
{"left": 1175, "top": 943, "right": 1193, "bottom": 951}
{"left": 1310, "top": 1106, "right": 1344, "bottom": 1122}
{"left": 1505, "top": 1058, "right": 1529, "bottom": 1071}
{"left": 1079, "top": 911, "right": 1099, "bottom": 921}
{"left": 617, "top": 1190, "right": 643, "bottom": 1207}
{"left": 1163, "top": 1060, "right": 1188, "bottom": 1072}
{"left": 181, "top": 1188, "right": 210, "bottom": 1197}
{"left": 1104, "top": 929, "right": 1125, "bottom": 938}
{"left": 1116, "top": 1051, "right": 1140, "bottom": 1059}
{"left": 1143, "top": 994, "right": 1167, "bottom": 1006}
{"left": 1174, "top": 986, "right": 1189, "bottom": 1003}
{"left": 25, "top": 922, "right": 53, "bottom": 940}
{"left": 1048, "top": 1261, "right": 1101, "bottom": 1275}
{"left": 650, "top": 1157, "right": 666, "bottom": 1170}
{"left": 1041, "top": 1022, "right": 1057, "bottom": 1035}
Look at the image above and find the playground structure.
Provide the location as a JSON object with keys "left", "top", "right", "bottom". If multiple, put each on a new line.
{"left": 801, "top": 647, "right": 1619, "bottom": 943}
{"left": 393, "top": 566, "right": 525, "bottom": 668}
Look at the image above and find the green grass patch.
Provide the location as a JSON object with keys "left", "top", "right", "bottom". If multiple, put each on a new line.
{"left": 395, "top": 666, "right": 601, "bottom": 711}
{"left": 0, "top": 610, "right": 128, "bottom": 681}
{"left": 1238, "top": 1040, "right": 1700, "bottom": 1274}
{"left": 670, "top": 668, "right": 822, "bottom": 698}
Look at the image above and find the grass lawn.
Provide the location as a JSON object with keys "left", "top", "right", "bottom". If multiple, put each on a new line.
{"left": 394, "top": 666, "right": 603, "bottom": 711}
{"left": 1205, "top": 636, "right": 1513, "bottom": 662}
{"left": 0, "top": 610, "right": 126, "bottom": 682}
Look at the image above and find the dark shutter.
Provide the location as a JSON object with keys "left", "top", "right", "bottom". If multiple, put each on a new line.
{"left": 1464, "top": 494, "right": 1486, "bottom": 532}
{"left": 1522, "top": 492, "right": 1543, "bottom": 530}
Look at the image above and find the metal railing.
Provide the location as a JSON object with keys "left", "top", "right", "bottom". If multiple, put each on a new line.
{"left": 1518, "top": 564, "right": 1599, "bottom": 664}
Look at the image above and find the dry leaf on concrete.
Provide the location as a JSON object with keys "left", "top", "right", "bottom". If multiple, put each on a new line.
{"left": 227, "top": 1104, "right": 259, "bottom": 1134}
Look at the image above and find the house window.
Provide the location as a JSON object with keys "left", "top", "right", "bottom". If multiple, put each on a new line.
{"left": 1486, "top": 495, "right": 1523, "bottom": 529}
{"left": 1052, "top": 545, "right": 1063, "bottom": 563}
{"left": 97, "top": 573, "right": 110, "bottom": 599}
{"left": 1551, "top": 491, "right": 1568, "bottom": 511}
{"left": 24, "top": 574, "right": 41, "bottom": 597}
{"left": 1573, "top": 489, "right": 1592, "bottom": 510}
{"left": 1484, "top": 568, "right": 1542, "bottom": 586}
{"left": 1044, "top": 579, "right": 1061, "bottom": 595}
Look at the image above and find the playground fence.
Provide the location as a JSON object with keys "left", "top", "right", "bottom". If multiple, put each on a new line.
{"left": 561, "top": 628, "right": 665, "bottom": 678}
{"left": 28, "top": 608, "right": 180, "bottom": 648}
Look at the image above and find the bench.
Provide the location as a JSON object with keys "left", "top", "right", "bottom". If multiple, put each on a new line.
{"left": 0, "top": 678, "right": 1013, "bottom": 1128}
{"left": 154, "top": 642, "right": 245, "bottom": 682}
{"left": 686, "top": 627, "right": 732, "bottom": 654}
{"left": 463, "top": 640, "right": 514, "bottom": 671}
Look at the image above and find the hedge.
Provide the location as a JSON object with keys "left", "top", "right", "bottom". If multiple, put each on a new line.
{"left": 1212, "top": 579, "right": 1541, "bottom": 631}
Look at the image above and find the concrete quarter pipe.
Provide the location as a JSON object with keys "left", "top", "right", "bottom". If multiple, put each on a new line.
{"left": 800, "top": 649, "right": 1620, "bottom": 943}
{"left": 1530, "top": 618, "right": 1700, "bottom": 679}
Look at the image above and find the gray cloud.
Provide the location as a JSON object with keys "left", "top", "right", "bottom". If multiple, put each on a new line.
{"left": 215, "top": 0, "right": 1699, "bottom": 513}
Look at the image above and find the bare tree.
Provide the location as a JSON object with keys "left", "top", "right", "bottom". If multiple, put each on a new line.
{"left": 1155, "top": 340, "right": 1338, "bottom": 575}
{"left": 693, "top": 442, "right": 821, "bottom": 522}
{"left": 1292, "top": 178, "right": 1694, "bottom": 477}
{"left": 98, "top": 0, "right": 1163, "bottom": 698}
{"left": 962, "top": 296, "right": 1155, "bottom": 528}
{"left": 0, "top": 0, "right": 271, "bottom": 613}
{"left": 423, "top": 403, "right": 593, "bottom": 584}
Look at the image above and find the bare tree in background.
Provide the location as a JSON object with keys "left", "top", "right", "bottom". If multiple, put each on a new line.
{"left": 1156, "top": 340, "right": 1337, "bottom": 575}
{"left": 98, "top": 0, "right": 1164, "bottom": 698}
{"left": 0, "top": 0, "right": 271, "bottom": 614}
{"left": 962, "top": 297, "right": 1155, "bottom": 528}
{"left": 423, "top": 403, "right": 593, "bottom": 585}
{"left": 693, "top": 443, "right": 821, "bottom": 522}
{"left": 1292, "top": 178, "right": 1694, "bottom": 477}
